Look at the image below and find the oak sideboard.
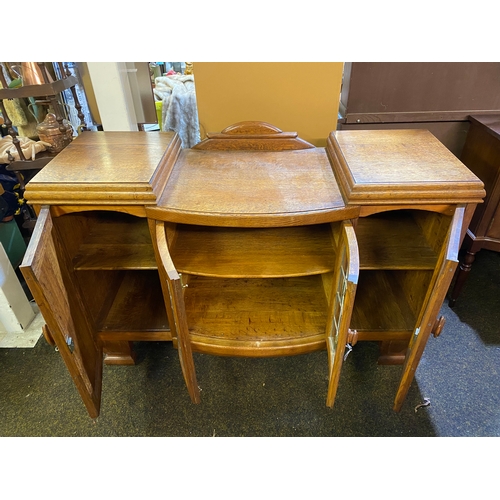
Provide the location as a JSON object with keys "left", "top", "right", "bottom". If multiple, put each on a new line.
{"left": 20, "top": 122, "right": 485, "bottom": 418}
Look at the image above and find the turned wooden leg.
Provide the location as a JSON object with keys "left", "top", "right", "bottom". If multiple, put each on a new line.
{"left": 449, "top": 250, "right": 477, "bottom": 307}
{"left": 103, "top": 341, "right": 136, "bottom": 365}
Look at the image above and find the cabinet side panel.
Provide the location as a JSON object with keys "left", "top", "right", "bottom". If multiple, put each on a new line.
{"left": 413, "top": 211, "right": 452, "bottom": 255}
{"left": 391, "top": 270, "right": 433, "bottom": 321}
{"left": 52, "top": 212, "right": 122, "bottom": 330}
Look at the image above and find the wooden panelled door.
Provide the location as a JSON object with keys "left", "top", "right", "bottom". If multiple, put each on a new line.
{"left": 393, "top": 207, "right": 465, "bottom": 411}
{"left": 153, "top": 220, "right": 200, "bottom": 404}
{"left": 326, "top": 221, "right": 359, "bottom": 407}
{"left": 20, "top": 207, "right": 103, "bottom": 418}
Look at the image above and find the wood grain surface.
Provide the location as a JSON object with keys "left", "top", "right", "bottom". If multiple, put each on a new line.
{"left": 328, "top": 129, "right": 486, "bottom": 205}
{"left": 24, "top": 131, "right": 180, "bottom": 206}
{"left": 170, "top": 224, "right": 336, "bottom": 277}
{"left": 149, "top": 148, "right": 356, "bottom": 226}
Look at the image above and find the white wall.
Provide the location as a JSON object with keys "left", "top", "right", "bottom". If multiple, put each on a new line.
{"left": 86, "top": 62, "right": 138, "bottom": 131}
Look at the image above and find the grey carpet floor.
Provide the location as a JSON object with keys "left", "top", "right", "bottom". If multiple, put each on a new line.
{"left": 0, "top": 250, "right": 499, "bottom": 437}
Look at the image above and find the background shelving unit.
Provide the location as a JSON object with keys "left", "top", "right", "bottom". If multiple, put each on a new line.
{"left": 0, "top": 63, "right": 85, "bottom": 176}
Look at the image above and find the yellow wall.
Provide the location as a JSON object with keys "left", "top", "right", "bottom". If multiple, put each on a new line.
{"left": 193, "top": 62, "right": 344, "bottom": 147}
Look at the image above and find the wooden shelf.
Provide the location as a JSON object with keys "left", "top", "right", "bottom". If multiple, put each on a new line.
{"left": 0, "top": 75, "right": 78, "bottom": 100}
{"left": 171, "top": 224, "right": 336, "bottom": 278}
{"left": 183, "top": 275, "right": 329, "bottom": 356}
{"left": 73, "top": 215, "right": 157, "bottom": 270}
{"left": 97, "top": 270, "right": 170, "bottom": 339}
{"left": 355, "top": 211, "right": 439, "bottom": 270}
{"left": 350, "top": 270, "right": 420, "bottom": 340}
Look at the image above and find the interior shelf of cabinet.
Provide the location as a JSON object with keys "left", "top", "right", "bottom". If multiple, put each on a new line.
{"left": 355, "top": 210, "right": 442, "bottom": 270}
{"left": 72, "top": 214, "right": 157, "bottom": 270}
{"left": 350, "top": 270, "right": 430, "bottom": 341}
{"left": 170, "top": 224, "right": 336, "bottom": 278}
{"left": 183, "top": 274, "right": 330, "bottom": 356}
{"left": 80, "top": 270, "right": 171, "bottom": 341}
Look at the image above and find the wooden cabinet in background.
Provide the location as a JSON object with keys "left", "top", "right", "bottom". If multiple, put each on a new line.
{"left": 20, "top": 123, "right": 485, "bottom": 418}
{"left": 449, "top": 115, "right": 500, "bottom": 306}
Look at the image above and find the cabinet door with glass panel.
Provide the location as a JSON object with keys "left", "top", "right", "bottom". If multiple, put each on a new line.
{"left": 152, "top": 218, "right": 359, "bottom": 408}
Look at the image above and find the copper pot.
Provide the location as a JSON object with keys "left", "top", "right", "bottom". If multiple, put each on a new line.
{"left": 36, "top": 113, "right": 73, "bottom": 153}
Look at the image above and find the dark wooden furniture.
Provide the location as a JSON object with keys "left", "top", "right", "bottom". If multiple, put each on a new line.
{"left": 20, "top": 123, "right": 484, "bottom": 418}
{"left": 338, "top": 62, "right": 500, "bottom": 158}
{"left": 449, "top": 115, "right": 500, "bottom": 306}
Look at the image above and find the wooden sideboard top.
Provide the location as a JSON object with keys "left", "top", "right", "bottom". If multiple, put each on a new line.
{"left": 24, "top": 131, "right": 180, "bottom": 206}
{"left": 327, "top": 129, "right": 486, "bottom": 205}
{"left": 149, "top": 147, "right": 358, "bottom": 227}
{"left": 24, "top": 126, "right": 485, "bottom": 216}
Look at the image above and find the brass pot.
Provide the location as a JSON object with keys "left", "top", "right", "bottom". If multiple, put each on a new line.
{"left": 36, "top": 113, "right": 73, "bottom": 153}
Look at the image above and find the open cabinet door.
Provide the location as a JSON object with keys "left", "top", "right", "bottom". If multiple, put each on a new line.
{"left": 393, "top": 206, "right": 464, "bottom": 412}
{"left": 326, "top": 221, "right": 359, "bottom": 408}
{"left": 20, "top": 207, "right": 103, "bottom": 418}
{"left": 153, "top": 220, "right": 200, "bottom": 404}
